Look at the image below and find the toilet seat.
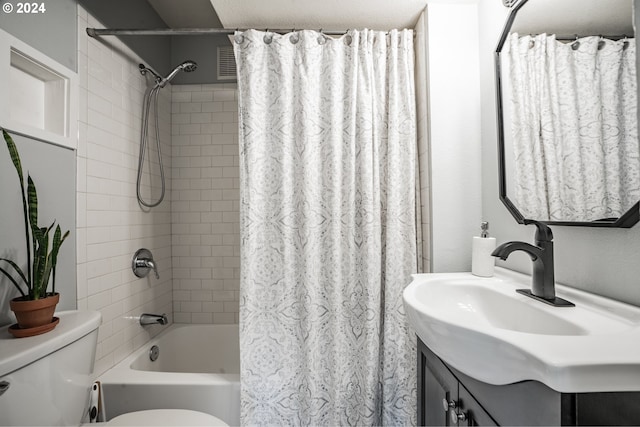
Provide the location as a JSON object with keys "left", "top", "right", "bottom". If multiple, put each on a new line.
{"left": 106, "top": 409, "right": 228, "bottom": 426}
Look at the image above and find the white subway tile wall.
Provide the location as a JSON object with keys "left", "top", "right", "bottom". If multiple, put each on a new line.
{"left": 78, "top": 6, "right": 173, "bottom": 376}
{"left": 170, "top": 84, "right": 240, "bottom": 324}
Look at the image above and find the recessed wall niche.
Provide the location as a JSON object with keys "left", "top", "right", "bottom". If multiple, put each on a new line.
{"left": 9, "top": 49, "right": 66, "bottom": 137}
{"left": 0, "top": 28, "right": 77, "bottom": 149}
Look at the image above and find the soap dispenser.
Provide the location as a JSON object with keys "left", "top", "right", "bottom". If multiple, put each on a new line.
{"left": 472, "top": 221, "right": 496, "bottom": 277}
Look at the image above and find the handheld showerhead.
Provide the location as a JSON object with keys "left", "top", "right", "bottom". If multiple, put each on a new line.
{"left": 157, "top": 60, "right": 198, "bottom": 88}
{"left": 180, "top": 60, "right": 198, "bottom": 73}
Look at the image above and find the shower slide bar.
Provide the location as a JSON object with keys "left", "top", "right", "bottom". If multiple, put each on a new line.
{"left": 87, "top": 28, "right": 350, "bottom": 37}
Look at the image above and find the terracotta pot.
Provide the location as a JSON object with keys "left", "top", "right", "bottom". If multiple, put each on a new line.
{"left": 10, "top": 293, "right": 60, "bottom": 329}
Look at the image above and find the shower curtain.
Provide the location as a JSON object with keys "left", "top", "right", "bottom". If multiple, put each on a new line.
{"left": 234, "top": 29, "right": 417, "bottom": 426}
{"left": 504, "top": 33, "right": 639, "bottom": 221}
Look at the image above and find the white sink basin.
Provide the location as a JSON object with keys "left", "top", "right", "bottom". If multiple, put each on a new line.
{"left": 403, "top": 267, "right": 640, "bottom": 393}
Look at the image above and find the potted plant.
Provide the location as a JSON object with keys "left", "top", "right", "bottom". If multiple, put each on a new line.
{"left": 0, "top": 129, "right": 69, "bottom": 337}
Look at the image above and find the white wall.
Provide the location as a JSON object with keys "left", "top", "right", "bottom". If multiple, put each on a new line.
{"left": 478, "top": 0, "right": 640, "bottom": 306}
{"left": 415, "top": 10, "right": 430, "bottom": 272}
{"left": 425, "top": 0, "right": 483, "bottom": 273}
{"left": 77, "top": 6, "right": 173, "bottom": 376}
{"left": 170, "top": 83, "right": 240, "bottom": 324}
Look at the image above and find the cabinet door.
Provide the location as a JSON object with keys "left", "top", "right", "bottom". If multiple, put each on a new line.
{"left": 425, "top": 362, "right": 459, "bottom": 426}
{"left": 458, "top": 385, "right": 498, "bottom": 426}
{"left": 421, "top": 342, "right": 460, "bottom": 426}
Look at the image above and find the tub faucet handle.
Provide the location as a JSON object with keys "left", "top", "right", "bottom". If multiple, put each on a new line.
{"left": 132, "top": 248, "right": 159, "bottom": 279}
{"left": 146, "top": 259, "right": 159, "bottom": 279}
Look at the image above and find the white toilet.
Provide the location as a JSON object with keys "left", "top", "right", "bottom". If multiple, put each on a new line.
{"left": 0, "top": 310, "right": 227, "bottom": 426}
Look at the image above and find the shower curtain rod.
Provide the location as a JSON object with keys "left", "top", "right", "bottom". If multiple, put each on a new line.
{"left": 86, "top": 28, "right": 350, "bottom": 37}
{"left": 531, "top": 34, "right": 630, "bottom": 41}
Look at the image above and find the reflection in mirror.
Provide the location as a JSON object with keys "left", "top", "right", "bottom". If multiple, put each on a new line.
{"left": 496, "top": 0, "right": 640, "bottom": 227}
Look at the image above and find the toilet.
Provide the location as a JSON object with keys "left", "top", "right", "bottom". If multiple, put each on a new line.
{"left": 104, "top": 409, "right": 225, "bottom": 426}
{"left": 0, "top": 310, "right": 227, "bottom": 426}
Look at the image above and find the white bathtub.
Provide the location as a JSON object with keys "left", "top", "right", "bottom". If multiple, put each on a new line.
{"left": 98, "top": 324, "right": 240, "bottom": 426}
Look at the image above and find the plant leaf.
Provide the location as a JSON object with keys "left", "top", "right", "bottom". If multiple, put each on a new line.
{"left": 3, "top": 129, "right": 32, "bottom": 291}
{"left": 32, "top": 228, "right": 50, "bottom": 299}
{"left": 49, "top": 226, "right": 69, "bottom": 294}
{"left": 40, "top": 257, "right": 53, "bottom": 299}
{"left": 51, "top": 226, "right": 61, "bottom": 260}
{"left": 27, "top": 175, "right": 41, "bottom": 241}
{"left": 0, "top": 258, "right": 28, "bottom": 287}
{"left": 49, "top": 227, "right": 69, "bottom": 266}
{"left": 3, "top": 130, "right": 23, "bottom": 184}
{"left": 50, "top": 226, "right": 61, "bottom": 294}
{"left": 40, "top": 221, "right": 55, "bottom": 242}
{"left": 0, "top": 266, "right": 27, "bottom": 297}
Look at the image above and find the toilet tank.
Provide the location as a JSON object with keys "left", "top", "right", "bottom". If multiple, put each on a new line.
{"left": 0, "top": 310, "right": 102, "bottom": 426}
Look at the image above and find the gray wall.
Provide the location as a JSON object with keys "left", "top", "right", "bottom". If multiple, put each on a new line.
{"left": 171, "top": 35, "right": 235, "bottom": 85}
{"left": 478, "top": 1, "right": 640, "bottom": 306}
{"left": 0, "top": 132, "right": 76, "bottom": 327}
{"left": 0, "top": 0, "right": 77, "bottom": 71}
{"left": 78, "top": 0, "right": 236, "bottom": 85}
{"left": 78, "top": 0, "right": 171, "bottom": 74}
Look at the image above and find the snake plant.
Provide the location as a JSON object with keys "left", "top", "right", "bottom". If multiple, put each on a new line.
{"left": 0, "top": 129, "right": 70, "bottom": 300}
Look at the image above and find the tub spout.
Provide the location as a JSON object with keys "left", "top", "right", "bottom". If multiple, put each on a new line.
{"left": 140, "top": 313, "right": 168, "bottom": 326}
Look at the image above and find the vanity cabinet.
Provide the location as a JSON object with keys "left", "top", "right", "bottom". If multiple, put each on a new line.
{"left": 419, "top": 339, "right": 497, "bottom": 426}
{"left": 418, "top": 338, "right": 640, "bottom": 426}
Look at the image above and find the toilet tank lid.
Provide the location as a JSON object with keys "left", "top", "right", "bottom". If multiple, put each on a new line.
{"left": 0, "top": 310, "right": 102, "bottom": 377}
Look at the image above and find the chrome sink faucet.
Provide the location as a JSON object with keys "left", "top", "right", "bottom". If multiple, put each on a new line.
{"left": 491, "top": 220, "right": 574, "bottom": 307}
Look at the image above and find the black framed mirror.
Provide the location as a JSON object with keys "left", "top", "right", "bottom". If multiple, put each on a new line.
{"left": 495, "top": 0, "right": 639, "bottom": 227}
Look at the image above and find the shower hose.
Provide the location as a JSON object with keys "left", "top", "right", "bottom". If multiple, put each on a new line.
{"left": 137, "top": 85, "right": 166, "bottom": 208}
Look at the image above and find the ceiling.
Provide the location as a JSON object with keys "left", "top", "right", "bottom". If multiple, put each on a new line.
{"left": 148, "top": 0, "right": 223, "bottom": 28}
{"left": 148, "top": 0, "right": 429, "bottom": 31}
{"left": 511, "top": 0, "right": 634, "bottom": 36}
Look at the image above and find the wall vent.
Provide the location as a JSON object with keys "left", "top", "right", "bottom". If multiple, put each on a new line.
{"left": 217, "top": 45, "right": 237, "bottom": 81}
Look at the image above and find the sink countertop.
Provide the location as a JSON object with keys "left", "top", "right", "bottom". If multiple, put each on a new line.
{"left": 403, "top": 267, "right": 640, "bottom": 393}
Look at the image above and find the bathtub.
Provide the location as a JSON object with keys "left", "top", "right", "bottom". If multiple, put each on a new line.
{"left": 98, "top": 323, "right": 240, "bottom": 426}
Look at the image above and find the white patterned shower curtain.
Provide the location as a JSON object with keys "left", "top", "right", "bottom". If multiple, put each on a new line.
{"left": 504, "top": 33, "right": 639, "bottom": 221}
{"left": 234, "top": 29, "right": 417, "bottom": 426}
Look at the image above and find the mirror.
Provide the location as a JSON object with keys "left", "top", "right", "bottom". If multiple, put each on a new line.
{"left": 495, "top": 0, "right": 640, "bottom": 227}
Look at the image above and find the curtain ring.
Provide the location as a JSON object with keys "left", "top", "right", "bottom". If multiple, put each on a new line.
{"left": 571, "top": 35, "right": 580, "bottom": 51}
{"left": 290, "top": 29, "right": 299, "bottom": 44}
{"left": 344, "top": 29, "right": 352, "bottom": 46}
{"left": 317, "top": 28, "right": 326, "bottom": 45}
{"left": 263, "top": 29, "right": 273, "bottom": 44}
{"left": 234, "top": 29, "right": 244, "bottom": 45}
{"left": 623, "top": 35, "right": 630, "bottom": 51}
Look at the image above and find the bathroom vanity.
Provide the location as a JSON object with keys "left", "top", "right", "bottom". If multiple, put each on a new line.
{"left": 410, "top": 0, "right": 640, "bottom": 423}
{"left": 418, "top": 338, "right": 640, "bottom": 426}
{"left": 403, "top": 269, "right": 640, "bottom": 426}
